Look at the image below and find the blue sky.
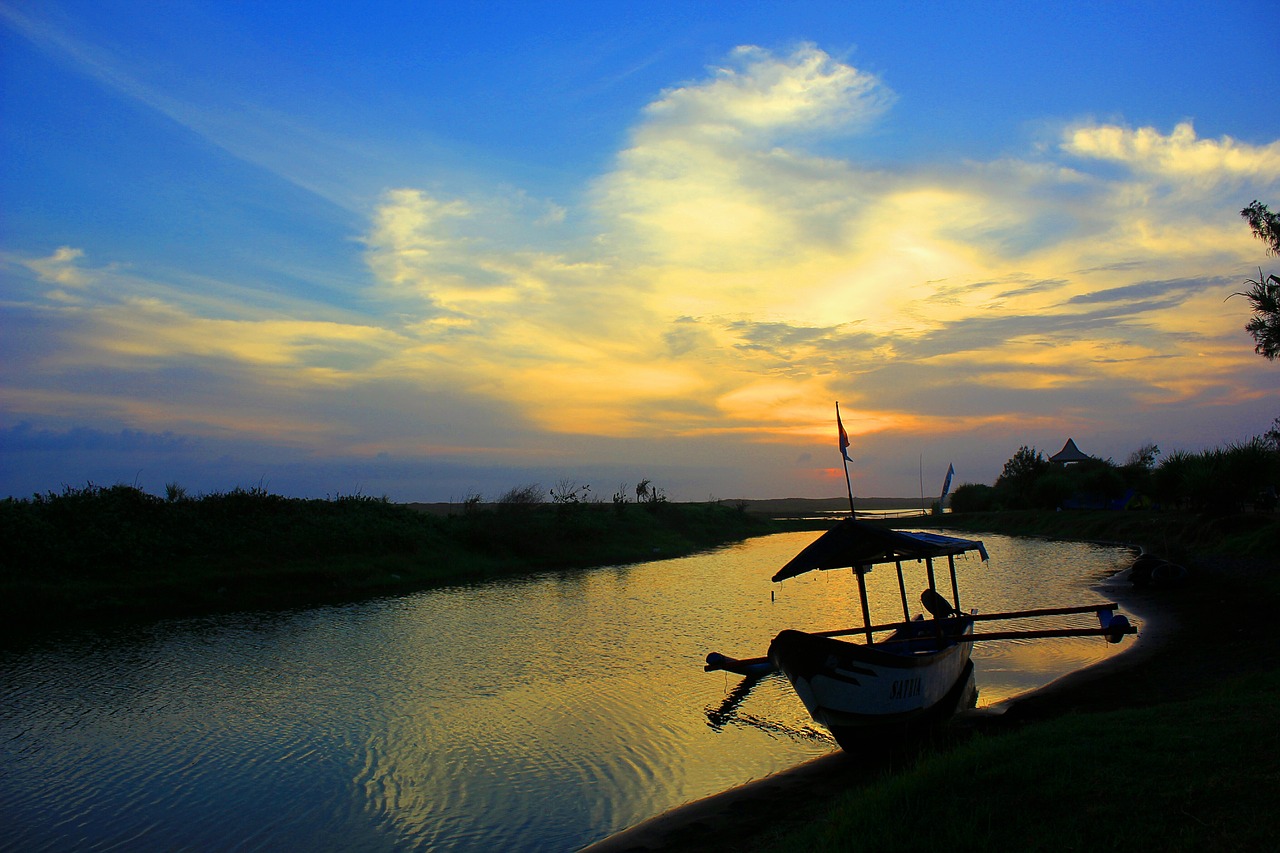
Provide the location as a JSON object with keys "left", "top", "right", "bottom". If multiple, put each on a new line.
{"left": 2, "top": 1, "right": 1278, "bottom": 502}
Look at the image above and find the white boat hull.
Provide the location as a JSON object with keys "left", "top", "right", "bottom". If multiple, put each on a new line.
{"left": 769, "top": 620, "right": 974, "bottom": 732}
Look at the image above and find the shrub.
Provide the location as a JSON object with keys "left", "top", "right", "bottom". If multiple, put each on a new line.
{"left": 497, "top": 483, "right": 543, "bottom": 507}
{"left": 950, "top": 483, "right": 997, "bottom": 513}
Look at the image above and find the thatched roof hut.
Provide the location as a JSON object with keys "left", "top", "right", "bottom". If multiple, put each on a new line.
{"left": 1049, "top": 438, "right": 1090, "bottom": 465}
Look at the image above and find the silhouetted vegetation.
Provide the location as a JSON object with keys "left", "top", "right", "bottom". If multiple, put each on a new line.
{"left": 1233, "top": 200, "right": 1280, "bottom": 360}
{"left": 765, "top": 669, "right": 1280, "bottom": 853}
{"left": 0, "top": 481, "right": 778, "bottom": 638}
{"left": 951, "top": 425, "right": 1280, "bottom": 514}
{"left": 762, "top": 504, "right": 1280, "bottom": 853}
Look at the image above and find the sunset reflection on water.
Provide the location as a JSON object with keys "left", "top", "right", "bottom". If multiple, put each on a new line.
{"left": 0, "top": 529, "right": 1135, "bottom": 851}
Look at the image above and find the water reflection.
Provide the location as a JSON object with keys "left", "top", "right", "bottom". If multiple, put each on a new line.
{"left": 704, "top": 673, "right": 834, "bottom": 744}
{"left": 0, "top": 529, "right": 1133, "bottom": 851}
{"left": 705, "top": 673, "right": 765, "bottom": 731}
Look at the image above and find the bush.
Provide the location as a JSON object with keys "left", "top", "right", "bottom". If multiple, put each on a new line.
{"left": 497, "top": 483, "right": 543, "bottom": 507}
{"left": 1030, "top": 472, "right": 1076, "bottom": 509}
{"left": 950, "top": 483, "right": 997, "bottom": 513}
{"left": 971, "top": 432, "right": 1280, "bottom": 513}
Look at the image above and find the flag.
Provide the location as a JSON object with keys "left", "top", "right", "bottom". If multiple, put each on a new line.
{"left": 836, "top": 403, "right": 852, "bottom": 463}
{"left": 940, "top": 464, "right": 955, "bottom": 500}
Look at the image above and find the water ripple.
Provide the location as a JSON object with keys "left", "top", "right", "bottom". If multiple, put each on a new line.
{"left": 0, "top": 531, "right": 1129, "bottom": 851}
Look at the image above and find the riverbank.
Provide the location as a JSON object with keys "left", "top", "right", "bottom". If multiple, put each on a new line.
{"left": 936, "top": 508, "right": 1278, "bottom": 562}
{"left": 583, "top": 510, "right": 1280, "bottom": 853}
{"left": 1, "top": 486, "right": 824, "bottom": 643}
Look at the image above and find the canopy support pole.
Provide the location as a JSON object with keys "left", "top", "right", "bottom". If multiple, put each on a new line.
{"left": 949, "top": 554, "right": 961, "bottom": 613}
{"left": 895, "top": 560, "right": 909, "bottom": 621}
{"left": 854, "top": 567, "right": 873, "bottom": 644}
{"left": 924, "top": 557, "right": 940, "bottom": 636}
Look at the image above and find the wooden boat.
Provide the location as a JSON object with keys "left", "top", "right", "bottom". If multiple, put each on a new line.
{"left": 706, "top": 519, "right": 1135, "bottom": 748}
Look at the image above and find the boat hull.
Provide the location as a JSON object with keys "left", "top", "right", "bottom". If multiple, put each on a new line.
{"left": 768, "top": 620, "right": 974, "bottom": 738}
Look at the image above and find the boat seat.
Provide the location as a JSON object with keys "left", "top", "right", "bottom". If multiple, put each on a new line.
{"left": 921, "top": 588, "right": 956, "bottom": 619}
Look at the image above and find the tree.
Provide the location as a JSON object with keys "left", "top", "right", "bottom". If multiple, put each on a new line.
{"left": 1120, "top": 443, "right": 1160, "bottom": 499}
{"left": 1243, "top": 200, "right": 1280, "bottom": 253}
{"left": 1233, "top": 201, "right": 1280, "bottom": 360}
{"left": 994, "top": 446, "right": 1049, "bottom": 507}
{"left": 1124, "top": 443, "right": 1160, "bottom": 470}
{"left": 998, "top": 446, "right": 1049, "bottom": 484}
{"left": 634, "top": 478, "right": 666, "bottom": 506}
{"left": 549, "top": 479, "right": 590, "bottom": 504}
{"left": 1265, "top": 416, "right": 1280, "bottom": 452}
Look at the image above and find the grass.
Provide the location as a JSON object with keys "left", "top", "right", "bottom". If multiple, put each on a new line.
{"left": 9, "top": 490, "right": 1278, "bottom": 846}
{"left": 746, "top": 513, "right": 1280, "bottom": 853}
{"left": 767, "top": 671, "right": 1280, "bottom": 853}
{"left": 936, "top": 509, "right": 1280, "bottom": 562}
{"left": 0, "top": 484, "right": 802, "bottom": 640}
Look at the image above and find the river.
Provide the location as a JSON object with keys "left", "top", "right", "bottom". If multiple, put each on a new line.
{"left": 1, "top": 529, "right": 1136, "bottom": 851}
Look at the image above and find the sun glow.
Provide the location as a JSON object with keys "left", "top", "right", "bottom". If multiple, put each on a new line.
{"left": 3, "top": 13, "right": 1277, "bottom": 501}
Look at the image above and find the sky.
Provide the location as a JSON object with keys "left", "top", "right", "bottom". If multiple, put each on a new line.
{"left": 2, "top": 1, "right": 1279, "bottom": 503}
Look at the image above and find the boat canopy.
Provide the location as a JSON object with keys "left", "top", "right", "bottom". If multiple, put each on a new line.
{"left": 772, "top": 519, "right": 988, "bottom": 582}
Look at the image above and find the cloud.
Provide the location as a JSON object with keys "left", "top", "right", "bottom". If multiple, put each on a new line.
{"left": 21, "top": 246, "right": 95, "bottom": 298}
{"left": 363, "top": 188, "right": 479, "bottom": 303}
{"left": 2, "top": 245, "right": 426, "bottom": 455}
{"left": 1066, "top": 276, "right": 1218, "bottom": 306}
{"left": 96, "top": 306, "right": 398, "bottom": 373}
{"left": 2, "top": 421, "right": 195, "bottom": 453}
{"left": 1062, "top": 121, "right": 1280, "bottom": 185}
{"left": 592, "top": 45, "right": 892, "bottom": 273}
{"left": 642, "top": 44, "right": 893, "bottom": 140}
{"left": 5, "top": 39, "right": 1278, "bottom": 500}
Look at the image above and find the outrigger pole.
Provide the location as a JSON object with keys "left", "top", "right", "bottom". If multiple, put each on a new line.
{"left": 704, "top": 602, "right": 1135, "bottom": 675}
{"left": 836, "top": 401, "right": 856, "bottom": 518}
{"left": 813, "top": 602, "right": 1127, "bottom": 639}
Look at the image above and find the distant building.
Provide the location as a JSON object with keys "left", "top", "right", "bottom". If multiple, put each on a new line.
{"left": 1049, "top": 438, "right": 1090, "bottom": 466}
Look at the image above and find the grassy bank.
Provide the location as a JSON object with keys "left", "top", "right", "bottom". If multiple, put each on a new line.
{"left": 751, "top": 510, "right": 1280, "bottom": 853}
{"left": 581, "top": 508, "right": 1277, "bottom": 853}
{"left": 771, "top": 671, "right": 1280, "bottom": 852}
{"left": 934, "top": 508, "right": 1279, "bottom": 561}
{"left": 0, "top": 484, "right": 799, "bottom": 640}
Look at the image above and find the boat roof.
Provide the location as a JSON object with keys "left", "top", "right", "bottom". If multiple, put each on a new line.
{"left": 771, "top": 518, "right": 988, "bottom": 582}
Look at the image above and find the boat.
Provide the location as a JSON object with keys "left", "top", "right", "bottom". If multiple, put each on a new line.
{"left": 705, "top": 518, "right": 1136, "bottom": 749}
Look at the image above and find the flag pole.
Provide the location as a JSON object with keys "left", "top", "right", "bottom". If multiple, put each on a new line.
{"left": 842, "top": 452, "right": 856, "bottom": 518}
{"left": 836, "top": 402, "right": 856, "bottom": 518}
{"left": 919, "top": 454, "right": 925, "bottom": 516}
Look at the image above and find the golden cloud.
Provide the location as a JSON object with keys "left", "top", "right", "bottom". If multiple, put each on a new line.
{"left": 351, "top": 53, "right": 1278, "bottom": 444}
{"left": 643, "top": 44, "right": 892, "bottom": 138}
{"left": 1062, "top": 121, "right": 1280, "bottom": 183}
{"left": 15, "top": 46, "right": 1277, "bottom": 455}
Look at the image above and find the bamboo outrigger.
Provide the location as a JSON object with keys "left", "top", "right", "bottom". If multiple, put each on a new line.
{"left": 705, "top": 518, "right": 1136, "bottom": 747}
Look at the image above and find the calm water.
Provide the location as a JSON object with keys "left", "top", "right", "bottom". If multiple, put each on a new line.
{"left": 1, "top": 530, "right": 1135, "bottom": 852}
